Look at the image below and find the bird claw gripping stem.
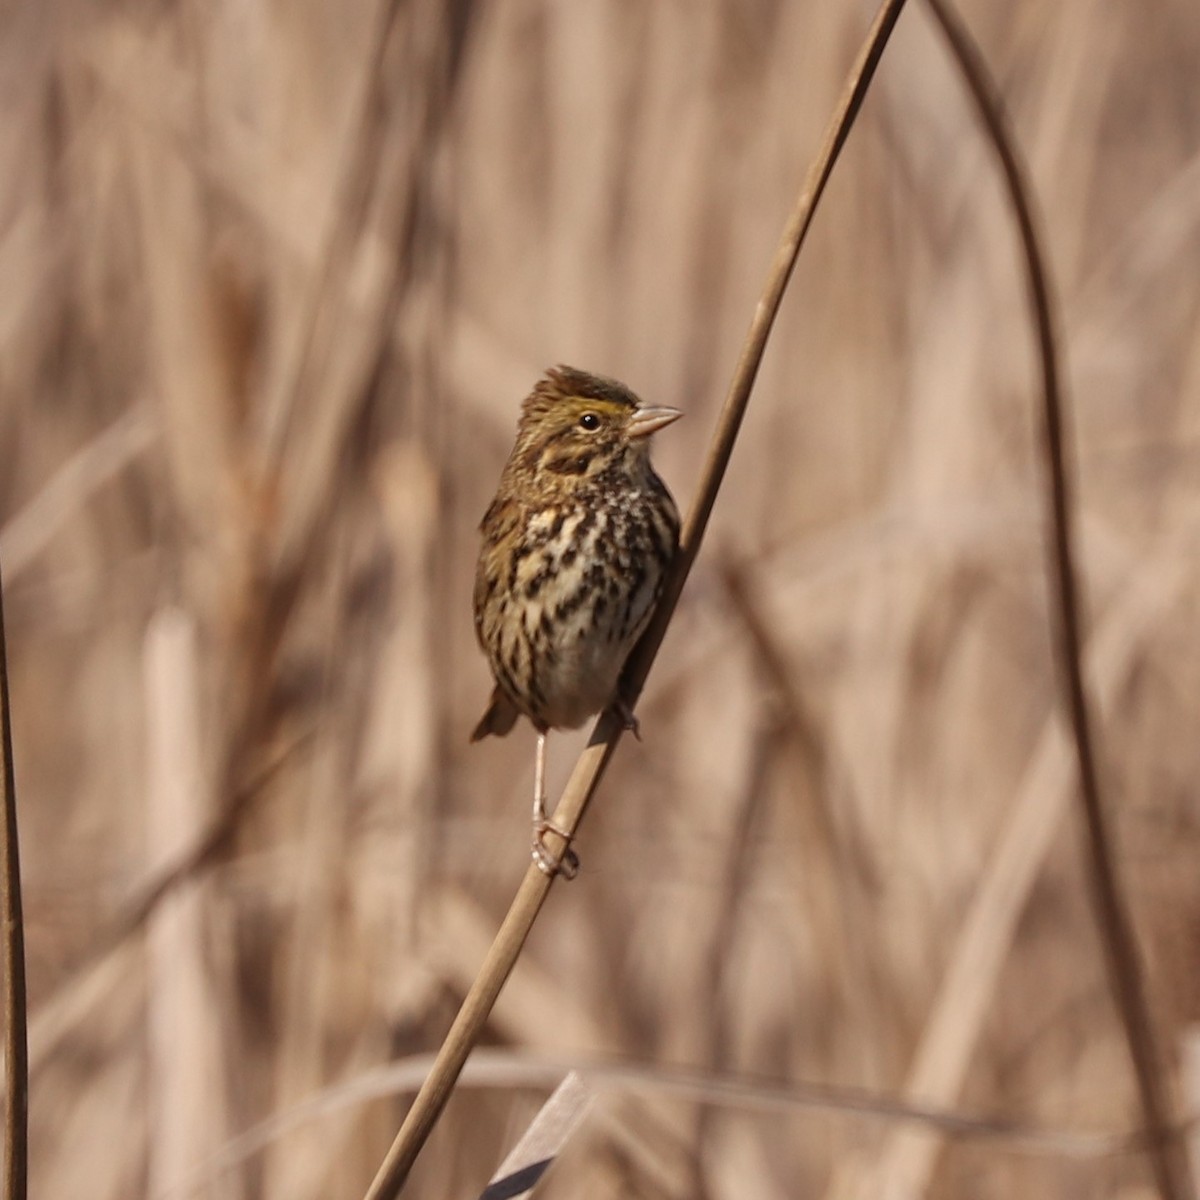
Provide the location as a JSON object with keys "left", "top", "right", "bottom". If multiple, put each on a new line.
{"left": 532, "top": 821, "right": 580, "bottom": 880}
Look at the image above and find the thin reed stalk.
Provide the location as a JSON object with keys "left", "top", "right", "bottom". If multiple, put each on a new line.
{"left": 181, "top": 1046, "right": 1180, "bottom": 1192}
{"left": 924, "top": 3, "right": 1195, "bottom": 1198}
{"left": 361, "top": 1, "right": 910, "bottom": 1195}
{"left": 0, "top": 565, "right": 27, "bottom": 1200}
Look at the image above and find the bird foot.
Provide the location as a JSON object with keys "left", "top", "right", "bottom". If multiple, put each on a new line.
{"left": 612, "top": 696, "right": 641, "bottom": 741}
{"left": 532, "top": 820, "right": 580, "bottom": 880}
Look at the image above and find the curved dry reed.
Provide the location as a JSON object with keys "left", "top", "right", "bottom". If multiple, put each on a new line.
{"left": 0, "top": 565, "right": 28, "bottom": 1200}
{"left": 924, "top": 2, "right": 1195, "bottom": 1198}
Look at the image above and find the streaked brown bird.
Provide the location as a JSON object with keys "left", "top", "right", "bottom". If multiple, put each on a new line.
{"left": 472, "top": 366, "right": 682, "bottom": 875}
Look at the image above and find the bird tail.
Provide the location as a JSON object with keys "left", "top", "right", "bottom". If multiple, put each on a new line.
{"left": 470, "top": 687, "right": 520, "bottom": 741}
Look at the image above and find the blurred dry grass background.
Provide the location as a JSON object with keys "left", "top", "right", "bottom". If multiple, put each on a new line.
{"left": 3, "top": 0, "right": 1200, "bottom": 1197}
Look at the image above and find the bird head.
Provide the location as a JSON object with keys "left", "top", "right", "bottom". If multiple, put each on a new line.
{"left": 514, "top": 365, "right": 682, "bottom": 485}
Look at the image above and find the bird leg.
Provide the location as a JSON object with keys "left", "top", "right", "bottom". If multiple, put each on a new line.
{"left": 531, "top": 731, "right": 579, "bottom": 879}
{"left": 532, "top": 729, "right": 549, "bottom": 828}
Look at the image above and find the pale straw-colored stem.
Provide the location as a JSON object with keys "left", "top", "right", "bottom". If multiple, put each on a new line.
{"left": 361, "top": 1, "right": 911, "bottom": 1195}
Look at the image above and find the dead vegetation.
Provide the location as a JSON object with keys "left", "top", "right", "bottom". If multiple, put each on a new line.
{"left": 2, "top": 1, "right": 1200, "bottom": 1197}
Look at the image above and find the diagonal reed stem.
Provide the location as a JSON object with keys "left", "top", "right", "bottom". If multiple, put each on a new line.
{"left": 0, "top": 565, "right": 28, "bottom": 1200}
{"left": 924, "top": 3, "right": 1195, "bottom": 1198}
{"left": 361, "top": 1, "right": 910, "bottom": 1195}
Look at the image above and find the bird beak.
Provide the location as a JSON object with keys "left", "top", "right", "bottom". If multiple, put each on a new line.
{"left": 627, "top": 406, "right": 683, "bottom": 439}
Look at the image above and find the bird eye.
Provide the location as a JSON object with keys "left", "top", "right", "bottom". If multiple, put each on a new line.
{"left": 578, "top": 412, "right": 601, "bottom": 431}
